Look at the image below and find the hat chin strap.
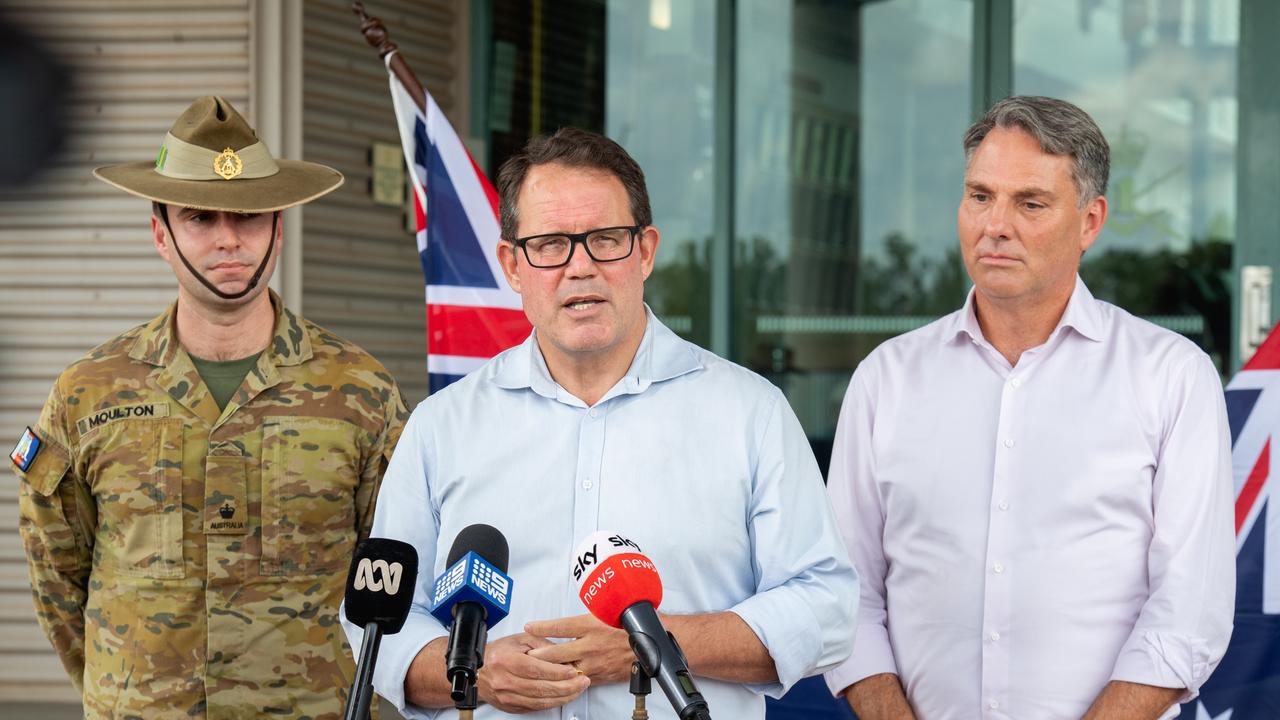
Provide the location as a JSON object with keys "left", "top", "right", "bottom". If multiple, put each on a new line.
{"left": 159, "top": 205, "right": 279, "bottom": 301}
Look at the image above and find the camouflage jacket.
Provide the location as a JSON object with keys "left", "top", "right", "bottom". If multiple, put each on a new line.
{"left": 13, "top": 292, "right": 408, "bottom": 719}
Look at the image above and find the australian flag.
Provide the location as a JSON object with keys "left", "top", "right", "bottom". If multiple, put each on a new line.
{"left": 385, "top": 53, "right": 531, "bottom": 393}
{"left": 1186, "top": 324, "right": 1280, "bottom": 719}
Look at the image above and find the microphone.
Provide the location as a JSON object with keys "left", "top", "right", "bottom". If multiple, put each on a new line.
{"left": 342, "top": 538, "right": 419, "bottom": 720}
{"left": 428, "top": 524, "right": 514, "bottom": 705}
{"left": 571, "top": 531, "right": 711, "bottom": 720}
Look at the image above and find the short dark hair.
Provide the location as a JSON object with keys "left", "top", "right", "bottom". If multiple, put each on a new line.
{"left": 963, "top": 95, "right": 1110, "bottom": 205}
{"left": 495, "top": 127, "right": 652, "bottom": 241}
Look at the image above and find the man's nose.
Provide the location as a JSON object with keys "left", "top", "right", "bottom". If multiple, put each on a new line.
{"left": 212, "top": 215, "right": 244, "bottom": 251}
{"left": 984, "top": 198, "right": 1013, "bottom": 240}
{"left": 563, "top": 238, "right": 598, "bottom": 277}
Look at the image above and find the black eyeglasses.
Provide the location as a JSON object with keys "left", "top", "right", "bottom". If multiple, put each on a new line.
{"left": 512, "top": 225, "right": 642, "bottom": 269}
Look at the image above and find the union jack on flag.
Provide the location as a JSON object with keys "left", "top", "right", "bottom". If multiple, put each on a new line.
{"left": 385, "top": 54, "right": 531, "bottom": 393}
{"left": 1187, "top": 324, "right": 1280, "bottom": 719}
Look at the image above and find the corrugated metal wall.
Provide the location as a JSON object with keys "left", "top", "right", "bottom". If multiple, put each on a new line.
{"left": 302, "top": 0, "right": 468, "bottom": 406}
{"left": 0, "top": 0, "right": 253, "bottom": 703}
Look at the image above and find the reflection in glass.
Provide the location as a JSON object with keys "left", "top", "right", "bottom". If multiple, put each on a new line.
{"left": 607, "top": 0, "right": 716, "bottom": 347}
{"left": 1014, "top": 0, "right": 1238, "bottom": 370}
{"left": 736, "top": 0, "right": 973, "bottom": 450}
{"left": 488, "top": 0, "right": 606, "bottom": 172}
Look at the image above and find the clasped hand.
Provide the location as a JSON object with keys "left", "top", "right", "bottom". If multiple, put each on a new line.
{"left": 477, "top": 614, "right": 633, "bottom": 713}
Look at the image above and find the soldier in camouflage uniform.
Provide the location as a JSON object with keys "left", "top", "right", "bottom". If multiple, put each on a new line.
{"left": 10, "top": 96, "right": 409, "bottom": 719}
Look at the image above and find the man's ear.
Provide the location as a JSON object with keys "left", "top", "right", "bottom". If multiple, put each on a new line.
{"left": 638, "top": 226, "right": 660, "bottom": 281}
{"left": 497, "top": 240, "right": 523, "bottom": 294}
{"left": 1079, "top": 195, "right": 1108, "bottom": 254}
{"left": 151, "top": 214, "right": 171, "bottom": 262}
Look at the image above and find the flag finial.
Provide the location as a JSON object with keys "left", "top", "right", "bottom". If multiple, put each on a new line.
{"left": 352, "top": 1, "right": 399, "bottom": 59}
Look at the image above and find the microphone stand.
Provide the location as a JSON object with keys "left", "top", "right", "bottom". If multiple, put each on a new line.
{"left": 456, "top": 683, "right": 477, "bottom": 720}
{"left": 630, "top": 660, "right": 652, "bottom": 720}
{"left": 343, "top": 621, "right": 383, "bottom": 720}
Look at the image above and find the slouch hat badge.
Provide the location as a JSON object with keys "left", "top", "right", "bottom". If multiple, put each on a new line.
{"left": 214, "top": 147, "right": 243, "bottom": 180}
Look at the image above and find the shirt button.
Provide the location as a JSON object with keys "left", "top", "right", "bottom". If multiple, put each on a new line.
{"left": 1010, "top": 377, "right": 1021, "bottom": 388}
{"left": 998, "top": 501, "right": 1009, "bottom": 511}
{"left": 989, "top": 631, "right": 1000, "bottom": 641}
{"left": 989, "top": 699, "right": 999, "bottom": 709}
{"left": 588, "top": 409, "right": 598, "bottom": 418}
{"left": 1003, "top": 438, "right": 1015, "bottom": 448}
{"left": 582, "top": 478, "right": 593, "bottom": 489}
{"left": 993, "top": 563, "right": 1004, "bottom": 573}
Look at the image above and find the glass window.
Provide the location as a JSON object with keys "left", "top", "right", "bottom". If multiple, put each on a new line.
{"left": 606, "top": 0, "right": 717, "bottom": 347}
{"left": 736, "top": 0, "right": 973, "bottom": 458}
{"left": 487, "top": 0, "right": 607, "bottom": 171}
{"left": 1014, "top": 0, "right": 1239, "bottom": 371}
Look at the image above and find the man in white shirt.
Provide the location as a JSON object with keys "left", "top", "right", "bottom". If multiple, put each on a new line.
{"left": 824, "top": 95, "right": 1235, "bottom": 720}
{"left": 346, "top": 127, "right": 858, "bottom": 719}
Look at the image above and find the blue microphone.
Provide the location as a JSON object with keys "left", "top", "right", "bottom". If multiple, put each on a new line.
{"left": 429, "top": 524, "right": 513, "bottom": 704}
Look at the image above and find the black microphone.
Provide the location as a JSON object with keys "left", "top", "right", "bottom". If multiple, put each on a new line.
{"left": 427, "top": 524, "right": 513, "bottom": 706}
{"left": 621, "top": 603, "right": 712, "bottom": 720}
{"left": 342, "top": 538, "right": 419, "bottom": 720}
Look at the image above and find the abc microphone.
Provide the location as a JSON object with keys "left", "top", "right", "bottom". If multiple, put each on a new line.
{"left": 428, "top": 524, "right": 514, "bottom": 707}
{"left": 571, "top": 531, "right": 712, "bottom": 720}
{"left": 342, "top": 538, "right": 419, "bottom": 720}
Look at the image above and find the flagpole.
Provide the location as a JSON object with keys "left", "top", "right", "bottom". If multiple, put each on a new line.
{"left": 352, "top": 1, "right": 427, "bottom": 111}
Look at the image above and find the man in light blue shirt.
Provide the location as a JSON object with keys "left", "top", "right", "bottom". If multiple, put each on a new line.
{"left": 345, "top": 127, "right": 857, "bottom": 719}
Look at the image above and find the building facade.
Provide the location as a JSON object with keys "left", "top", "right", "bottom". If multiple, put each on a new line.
{"left": 471, "top": 0, "right": 1280, "bottom": 471}
{"left": 2, "top": 0, "right": 1277, "bottom": 714}
{"left": 0, "top": 0, "right": 463, "bottom": 707}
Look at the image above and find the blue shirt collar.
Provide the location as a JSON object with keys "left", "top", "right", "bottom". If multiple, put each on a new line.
{"left": 491, "top": 305, "right": 703, "bottom": 403}
{"left": 947, "top": 275, "right": 1105, "bottom": 346}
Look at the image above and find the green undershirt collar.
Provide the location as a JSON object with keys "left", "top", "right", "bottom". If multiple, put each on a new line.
{"left": 189, "top": 351, "right": 264, "bottom": 411}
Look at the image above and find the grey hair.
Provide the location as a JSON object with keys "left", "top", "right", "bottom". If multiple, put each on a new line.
{"left": 963, "top": 95, "right": 1109, "bottom": 206}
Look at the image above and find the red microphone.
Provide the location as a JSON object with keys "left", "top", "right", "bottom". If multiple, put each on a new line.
{"left": 572, "top": 531, "right": 662, "bottom": 626}
{"left": 570, "top": 532, "right": 711, "bottom": 720}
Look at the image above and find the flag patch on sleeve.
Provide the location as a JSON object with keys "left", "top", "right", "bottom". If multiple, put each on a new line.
{"left": 10, "top": 427, "right": 41, "bottom": 473}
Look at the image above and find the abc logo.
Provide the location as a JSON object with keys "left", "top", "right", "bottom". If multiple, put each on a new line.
{"left": 354, "top": 558, "right": 403, "bottom": 595}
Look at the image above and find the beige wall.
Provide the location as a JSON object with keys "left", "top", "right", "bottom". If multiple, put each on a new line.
{"left": 0, "top": 0, "right": 469, "bottom": 705}
{"left": 301, "top": 0, "right": 469, "bottom": 407}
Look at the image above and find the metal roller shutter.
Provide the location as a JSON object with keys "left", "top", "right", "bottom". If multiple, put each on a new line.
{"left": 0, "top": 0, "right": 252, "bottom": 703}
{"left": 302, "top": 0, "right": 468, "bottom": 407}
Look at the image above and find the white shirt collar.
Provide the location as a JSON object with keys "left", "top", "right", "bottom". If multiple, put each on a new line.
{"left": 947, "top": 275, "right": 1106, "bottom": 347}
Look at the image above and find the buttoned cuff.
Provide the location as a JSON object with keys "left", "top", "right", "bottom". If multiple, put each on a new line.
{"left": 823, "top": 622, "right": 897, "bottom": 698}
{"left": 342, "top": 608, "right": 447, "bottom": 717}
{"left": 1110, "top": 631, "right": 1211, "bottom": 703}
{"left": 730, "top": 585, "right": 825, "bottom": 697}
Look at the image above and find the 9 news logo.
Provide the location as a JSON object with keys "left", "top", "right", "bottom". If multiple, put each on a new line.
{"left": 354, "top": 558, "right": 404, "bottom": 595}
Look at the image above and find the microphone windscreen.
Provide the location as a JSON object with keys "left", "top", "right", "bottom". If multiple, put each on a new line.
{"left": 447, "top": 523, "right": 510, "bottom": 572}
{"left": 345, "top": 537, "right": 419, "bottom": 634}
{"left": 570, "top": 531, "right": 663, "bottom": 628}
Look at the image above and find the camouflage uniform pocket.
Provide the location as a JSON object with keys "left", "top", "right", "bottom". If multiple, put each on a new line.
{"left": 16, "top": 438, "right": 81, "bottom": 574}
{"left": 85, "top": 418, "right": 185, "bottom": 579}
{"left": 260, "top": 417, "right": 360, "bottom": 575}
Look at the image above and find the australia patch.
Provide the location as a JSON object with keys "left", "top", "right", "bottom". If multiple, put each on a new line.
{"left": 10, "top": 427, "right": 42, "bottom": 473}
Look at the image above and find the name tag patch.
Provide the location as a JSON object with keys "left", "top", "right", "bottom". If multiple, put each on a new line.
{"left": 75, "top": 403, "right": 170, "bottom": 436}
{"left": 10, "top": 427, "right": 42, "bottom": 472}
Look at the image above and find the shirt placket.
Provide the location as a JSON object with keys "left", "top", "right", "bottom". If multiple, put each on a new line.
{"left": 565, "top": 401, "right": 608, "bottom": 720}
{"left": 981, "top": 358, "right": 1023, "bottom": 719}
